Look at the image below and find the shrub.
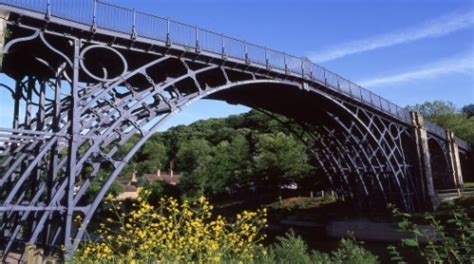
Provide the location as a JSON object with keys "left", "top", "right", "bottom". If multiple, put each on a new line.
{"left": 266, "top": 230, "right": 314, "bottom": 264}
{"left": 258, "top": 230, "right": 378, "bottom": 264}
{"left": 73, "top": 192, "right": 268, "bottom": 263}
{"left": 319, "top": 238, "right": 379, "bottom": 264}
{"left": 388, "top": 203, "right": 474, "bottom": 263}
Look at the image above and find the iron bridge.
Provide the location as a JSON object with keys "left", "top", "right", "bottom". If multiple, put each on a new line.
{"left": 0, "top": 0, "right": 471, "bottom": 259}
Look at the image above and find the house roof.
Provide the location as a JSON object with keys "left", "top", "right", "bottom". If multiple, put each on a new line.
{"left": 144, "top": 174, "right": 181, "bottom": 185}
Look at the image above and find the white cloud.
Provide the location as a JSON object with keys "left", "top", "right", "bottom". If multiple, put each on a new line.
{"left": 359, "top": 53, "right": 474, "bottom": 87}
{"left": 309, "top": 10, "right": 474, "bottom": 63}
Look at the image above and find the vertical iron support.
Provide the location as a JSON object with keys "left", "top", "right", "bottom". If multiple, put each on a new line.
{"left": 12, "top": 78, "right": 21, "bottom": 130}
{"left": 44, "top": 72, "right": 62, "bottom": 245}
{"left": 131, "top": 9, "right": 137, "bottom": 39}
{"left": 265, "top": 47, "right": 269, "bottom": 70}
{"left": 46, "top": 0, "right": 51, "bottom": 20}
{"left": 63, "top": 38, "right": 81, "bottom": 260}
{"left": 166, "top": 17, "right": 171, "bottom": 47}
{"left": 195, "top": 25, "right": 200, "bottom": 53}
{"left": 25, "top": 77, "right": 34, "bottom": 129}
{"left": 221, "top": 33, "right": 226, "bottom": 59}
{"left": 91, "top": 0, "right": 97, "bottom": 32}
{"left": 301, "top": 58, "right": 305, "bottom": 79}
{"left": 244, "top": 41, "right": 249, "bottom": 64}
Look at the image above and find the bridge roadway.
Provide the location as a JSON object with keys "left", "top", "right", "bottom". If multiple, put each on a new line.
{"left": 0, "top": 0, "right": 471, "bottom": 260}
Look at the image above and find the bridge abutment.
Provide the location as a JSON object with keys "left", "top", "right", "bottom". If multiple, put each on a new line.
{"left": 446, "top": 131, "right": 464, "bottom": 191}
{"left": 411, "top": 112, "right": 439, "bottom": 211}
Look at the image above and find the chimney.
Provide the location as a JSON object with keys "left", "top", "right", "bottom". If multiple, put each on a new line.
{"left": 131, "top": 170, "right": 137, "bottom": 184}
{"left": 169, "top": 160, "right": 174, "bottom": 178}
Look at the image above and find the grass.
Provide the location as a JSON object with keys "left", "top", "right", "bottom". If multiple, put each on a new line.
{"left": 266, "top": 196, "right": 336, "bottom": 210}
{"left": 463, "top": 182, "right": 474, "bottom": 188}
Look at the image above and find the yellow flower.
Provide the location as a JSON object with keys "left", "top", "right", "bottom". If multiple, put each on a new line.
{"left": 198, "top": 196, "right": 206, "bottom": 204}
{"left": 74, "top": 195, "right": 266, "bottom": 263}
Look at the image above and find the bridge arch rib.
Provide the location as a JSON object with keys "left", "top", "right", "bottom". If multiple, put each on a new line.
{"left": 0, "top": 9, "right": 469, "bottom": 259}
{"left": 2, "top": 30, "right": 417, "bottom": 253}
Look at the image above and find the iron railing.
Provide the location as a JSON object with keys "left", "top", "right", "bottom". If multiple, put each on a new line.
{"left": 0, "top": 0, "right": 469, "bottom": 147}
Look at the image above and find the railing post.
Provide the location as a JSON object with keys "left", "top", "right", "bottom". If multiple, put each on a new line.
{"left": 265, "top": 47, "right": 269, "bottom": 70}
{"left": 91, "top": 0, "right": 97, "bottom": 32}
{"left": 131, "top": 8, "right": 137, "bottom": 39}
{"left": 221, "top": 33, "right": 226, "bottom": 59}
{"left": 284, "top": 53, "right": 288, "bottom": 74}
{"left": 323, "top": 70, "right": 327, "bottom": 86}
{"left": 301, "top": 58, "right": 305, "bottom": 79}
{"left": 195, "top": 25, "right": 200, "bottom": 53}
{"left": 244, "top": 41, "right": 249, "bottom": 64}
{"left": 166, "top": 17, "right": 171, "bottom": 47}
{"left": 46, "top": 0, "right": 51, "bottom": 20}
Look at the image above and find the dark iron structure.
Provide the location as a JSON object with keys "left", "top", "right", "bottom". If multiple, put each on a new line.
{"left": 0, "top": 0, "right": 471, "bottom": 259}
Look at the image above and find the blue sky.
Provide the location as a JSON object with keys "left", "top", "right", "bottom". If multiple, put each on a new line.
{"left": 0, "top": 0, "right": 473, "bottom": 130}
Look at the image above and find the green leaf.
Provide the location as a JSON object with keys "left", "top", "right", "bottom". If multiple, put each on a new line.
{"left": 413, "top": 229, "right": 423, "bottom": 236}
{"left": 402, "top": 239, "right": 418, "bottom": 247}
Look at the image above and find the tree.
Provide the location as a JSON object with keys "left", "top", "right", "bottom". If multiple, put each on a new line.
{"left": 177, "top": 135, "right": 252, "bottom": 198}
{"left": 253, "top": 132, "right": 313, "bottom": 190}
{"left": 407, "top": 100, "right": 457, "bottom": 117}
{"left": 462, "top": 104, "right": 474, "bottom": 118}
{"left": 176, "top": 138, "right": 213, "bottom": 198}
{"left": 407, "top": 101, "right": 474, "bottom": 145}
{"left": 176, "top": 138, "right": 212, "bottom": 173}
{"left": 135, "top": 140, "right": 167, "bottom": 176}
{"left": 83, "top": 180, "right": 124, "bottom": 204}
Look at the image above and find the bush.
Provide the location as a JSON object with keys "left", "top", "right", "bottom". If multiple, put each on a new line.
{"left": 258, "top": 230, "right": 378, "bottom": 264}
{"left": 73, "top": 192, "right": 268, "bottom": 263}
{"left": 144, "top": 181, "right": 181, "bottom": 204}
{"left": 317, "top": 238, "right": 379, "bottom": 264}
{"left": 266, "top": 230, "right": 314, "bottom": 264}
{"left": 388, "top": 203, "right": 474, "bottom": 263}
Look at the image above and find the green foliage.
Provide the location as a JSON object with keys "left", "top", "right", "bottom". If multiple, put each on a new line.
{"left": 462, "top": 104, "right": 474, "bottom": 118}
{"left": 407, "top": 100, "right": 457, "bottom": 117}
{"left": 83, "top": 180, "right": 124, "bottom": 204}
{"left": 388, "top": 203, "right": 474, "bottom": 263}
{"left": 254, "top": 132, "right": 313, "bottom": 189}
{"left": 320, "top": 238, "right": 379, "bottom": 264}
{"left": 144, "top": 181, "right": 181, "bottom": 204}
{"left": 135, "top": 110, "right": 318, "bottom": 199}
{"left": 407, "top": 101, "right": 474, "bottom": 145}
{"left": 176, "top": 138, "right": 212, "bottom": 173}
{"left": 134, "top": 140, "right": 167, "bottom": 177}
{"left": 265, "top": 230, "right": 314, "bottom": 264}
{"left": 258, "top": 230, "right": 378, "bottom": 264}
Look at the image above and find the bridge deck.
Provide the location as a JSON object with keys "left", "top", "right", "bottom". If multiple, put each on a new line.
{"left": 0, "top": 0, "right": 469, "bottom": 151}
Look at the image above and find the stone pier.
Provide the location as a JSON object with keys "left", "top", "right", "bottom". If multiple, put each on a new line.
{"left": 411, "top": 112, "right": 438, "bottom": 210}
